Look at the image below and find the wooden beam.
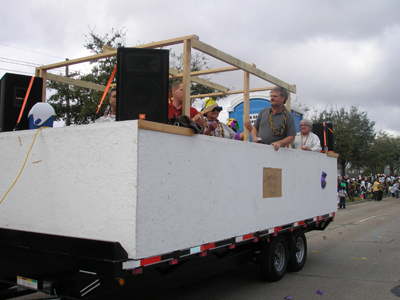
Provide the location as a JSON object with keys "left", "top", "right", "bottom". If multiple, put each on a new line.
{"left": 170, "top": 66, "right": 239, "bottom": 78}
{"left": 169, "top": 67, "right": 228, "bottom": 92}
{"left": 39, "top": 51, "right": 117, "bottom": 70}
{"left": 103, "top": 45, "right": 115, "bottom": 53}
{"left": 40, "top": 35, "right": 200, "bottom": 71}
{"left": 46, "top": 73, "right": 107, "bottom": 91}
{"left": 138, "top": 120, "right": 194, "bottom": 136}
{"left": 192, "top": 39, "right": 296, "bottom": 93}
{"left": 189, "top": 86, "right": 279, "bottom": 99}
{"left": 134, "top": 34, "right": 199, "bottom": 49}
{"left": 182, "top": 39, "right": 191, "bottom": 116}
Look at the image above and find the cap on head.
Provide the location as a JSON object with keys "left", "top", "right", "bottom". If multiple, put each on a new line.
{"left": 202, "top": 98, "right": 222, "bottom": 111}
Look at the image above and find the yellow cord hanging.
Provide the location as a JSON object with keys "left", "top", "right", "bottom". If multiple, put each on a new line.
{"left": 0, "top": 127, "right": 48, "bottom": 205}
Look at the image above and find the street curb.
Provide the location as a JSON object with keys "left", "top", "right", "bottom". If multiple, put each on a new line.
{"left": 346, "top": 195, "right": 391, "bottom": 206}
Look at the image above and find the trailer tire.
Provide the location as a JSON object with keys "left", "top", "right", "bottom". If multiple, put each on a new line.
{"left": 259, "top": 235, "right": 288, "bottom": 282}
{"left": 288, "top": 230, "right": 307, "bottom": 272}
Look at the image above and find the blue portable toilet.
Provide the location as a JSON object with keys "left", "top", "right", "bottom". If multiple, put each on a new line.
{"left": 227, "top": 92, "right": 305, "bottom": 141}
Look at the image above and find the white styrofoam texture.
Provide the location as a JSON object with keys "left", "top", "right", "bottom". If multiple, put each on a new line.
{"left": 136, "top": 130, "right": 337, "bottom": 259}
{"left": 0, "top": 121, "right": 337, "bottom": 260}
{"left": 0, "top": 121, "right": 138, "bottom": 257}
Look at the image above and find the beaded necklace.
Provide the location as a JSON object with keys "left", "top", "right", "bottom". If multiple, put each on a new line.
{"left": 301, "top": 134, "right": 309, "bottom": 147}
{"left": 268, "top": 108, "right": 287, "bottom": 136}
{"left": 205, "top": 118, "right": 224, "bottom": 137}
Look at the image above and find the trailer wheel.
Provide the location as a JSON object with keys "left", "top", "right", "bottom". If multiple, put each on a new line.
{"left": 288, "top": 230, "right": 307, "bottom": 272}
{"left": 259, "top": 235, "right": 288, "bottom": 281}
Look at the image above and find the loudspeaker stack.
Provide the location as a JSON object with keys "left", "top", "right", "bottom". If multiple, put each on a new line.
{"left": 116, "top": 48, "right": 169, "bottom": 124}
{"left": 0, "top": 73, "right": 43, "bottom": 132}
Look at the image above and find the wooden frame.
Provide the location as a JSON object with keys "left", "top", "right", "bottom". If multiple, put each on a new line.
{"left": 35, "top": 34, "right": 296, "bottom": 138}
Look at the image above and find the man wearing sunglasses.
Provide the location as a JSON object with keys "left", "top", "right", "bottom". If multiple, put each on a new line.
{"left": 250, "top": 87, "right": 296, "bottom": 151}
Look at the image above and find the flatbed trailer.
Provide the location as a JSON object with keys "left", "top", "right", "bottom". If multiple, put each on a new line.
{"left": 0, "top": 120, "right": 337, "bottom": 299}
{"left": 0, "top": 35, "right": 337, "bottom": 299}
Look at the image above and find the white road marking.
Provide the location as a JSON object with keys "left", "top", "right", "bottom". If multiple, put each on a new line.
{"left": 359, "top": 216, "right": 376, "bottom": 223}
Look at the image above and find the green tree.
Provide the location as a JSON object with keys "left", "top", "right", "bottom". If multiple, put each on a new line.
{"left": 364, "top": 132, "right": 400, "bottom": 175}
{"left": 363, "top": 132, "right": 387, "bottom": 175}
{"left": 47, "top": 28, "right": 125, "bottom": 125}
{"left": 48, "top": 28, "right": 227, "bottom": 125}
{"left": 312, "top": 105, "right": 375, "bottom": 176}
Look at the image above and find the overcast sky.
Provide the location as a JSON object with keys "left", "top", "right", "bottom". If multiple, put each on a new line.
{"left": 1, "top": 0, "right": 399, "bottom": 135}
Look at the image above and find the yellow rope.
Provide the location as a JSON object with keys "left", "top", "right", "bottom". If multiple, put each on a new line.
{"left": 0, "top": 127, "right": 48, "bottom": 205}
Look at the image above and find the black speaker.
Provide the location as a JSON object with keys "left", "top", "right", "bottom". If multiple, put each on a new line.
{"left": 116, "top": 48, "right": 169, "bottom": 124}
{"left": 312, "top": 122, "right": 333, "bottom": 152}
{"left": 0, "top": 73, "right": 43, "bottom": 132}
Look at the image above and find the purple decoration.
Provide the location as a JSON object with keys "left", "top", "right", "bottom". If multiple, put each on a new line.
{"left": 321, "top": 171, "right": 327, "bottom": 189}
{"left": 316, "top": 289, "right": 323, "bottom": 295}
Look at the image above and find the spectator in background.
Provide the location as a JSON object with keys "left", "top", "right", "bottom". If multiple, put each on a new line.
{"left": 392, "top": 181, "right": 399, "bottom": 198}
{"left": 349, "top": 180, "right": 356, "bottom": 202}
{"left": 372, "top": 178, "right": 379, "bottom": 201}
{"left": 377, "top": 180, "right": 385, "bottom": 201}
{"left": 366, "top": 180, "right": 372, "bottom": 199}
{"left": 338, "top": 185, "right": 348, "bottom": 210}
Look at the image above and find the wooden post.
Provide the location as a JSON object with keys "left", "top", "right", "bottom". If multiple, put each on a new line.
{"left": 36, "top": 68, "right": 47, "bottom": 102}
{"left": 286, "top": 91, "right": 291, "bottom": 148}
{"left": 286, "top": 91, "right": 291, "bottom": 113}
{"left": 182, "top": 39, "right": 192, "bottom": 116}
{"left": 243, "top": 66, "right": 251, "bottom": 142}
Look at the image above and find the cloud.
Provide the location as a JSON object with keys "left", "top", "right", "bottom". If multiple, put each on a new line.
{"left": 0, "top": 0, "right": 399, "bottom": 135}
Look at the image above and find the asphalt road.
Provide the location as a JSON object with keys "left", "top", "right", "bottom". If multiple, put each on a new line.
{"left": 150, "top": 197, "right": 400, "bottom": 300}
{"left": 11, "top": 197, "right": 400, "bottom": 300}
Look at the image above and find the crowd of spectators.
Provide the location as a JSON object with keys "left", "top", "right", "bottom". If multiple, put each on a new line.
{"left": 337, "top": 174, "right": 400, "bottom": 202}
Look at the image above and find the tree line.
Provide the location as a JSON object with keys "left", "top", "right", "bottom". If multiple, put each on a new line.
{"left": 312, "top": 105, "right": 400, "bottom": 176}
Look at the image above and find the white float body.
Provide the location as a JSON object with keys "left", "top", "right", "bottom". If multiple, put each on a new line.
{"left": 0, "top": 120, "right": 337, "bottom": 259}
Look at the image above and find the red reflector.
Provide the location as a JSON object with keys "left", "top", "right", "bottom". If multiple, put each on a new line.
{"left": 169, "top": 259, "right": 178, "bottom": 265}
{"left": 243, "top": 234, "right": 254, "bottom": 241}
{"left": 228, "top": 244, "right": 235, "bottom": 249}
{"left": 252, "top": 238, "right": 259, "bottom": 242}
{"left": 201, "top": 243, "right": 215, "bottom": 251}
{"left": 298, "top": 221, "right": 305, "bottom": 225}
{"left": 141, "top": 256, "right": 161, "bottom": 266}
{"left": 274, "top": 227, "right": 282, "bottom": 232}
